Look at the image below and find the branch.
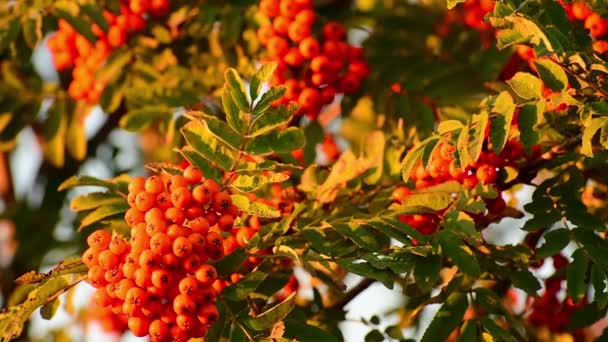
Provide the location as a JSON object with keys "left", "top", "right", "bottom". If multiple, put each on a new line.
{"left": 327, "top": 278, "right": 375, "bottom": 310}
{"left": 501, "top": 133, "right": 582, "bottom": 190}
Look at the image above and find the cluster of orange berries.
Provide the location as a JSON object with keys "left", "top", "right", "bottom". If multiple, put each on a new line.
{"left": 438, "top": 0, "right": 495, "bottom": 46}
{"left": 257, "top": 0, "right": 369, "bottom": 119}
{"left": 392, "top": 114, "right": 540, "bottom": 236}
{"left": 47, "top": 0, "right": 170, "bottom": 103}
{"left": 82, "top": 165, "right": 242, "bottom": 341}
{"left": 86, "top": 297, "right": 129, "bottom": 333}
{"left": 527, "top": 255, "right": 585, "bottom": 337}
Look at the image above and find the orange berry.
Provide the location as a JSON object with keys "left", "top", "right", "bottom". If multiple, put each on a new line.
{"left": 195, "top": 264, "right": 217, "bottom": 286}
{"left": 128, "top": 316, "right": 151, "bottom": 337}
{"left": 171, "top": 187, "right": 192, "bottom": 209}
{"left": 145, "top": 176, "right": 165, "bottom": 194}
{"left": 87, "top": 229, "right": 112, "bottom": 250}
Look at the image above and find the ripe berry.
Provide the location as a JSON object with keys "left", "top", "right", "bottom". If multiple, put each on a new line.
{"left": 323, "top": 22, "right": 346, "bottom": 40}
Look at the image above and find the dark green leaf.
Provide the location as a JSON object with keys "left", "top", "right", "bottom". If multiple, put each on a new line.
{"left": 421, "top": 292, "right": 468, "bottom": 342}
{"left": 213, "top": 248, "right": 247, "bottom": 278}
{"left": 222, "top": 85, "right": 246, "bottom": 134}
{"left": 456, "top": 320, "right": 478, "bottom": 342}
{"left": 364, "top": 330, "right": 384, "bottom": 342}
{"left": 253, "top": 86, "right": 286, "bottom": 115}
{"left": 80, "top": 4, "right": 109, "bottom": 31}
{"left": 518, "top": 102, "right": 543, "bottom": 153}
{"left": 222, "top": 270, "right": 268, "bottom": 301}
{"left": 535, "top": 228, "right": 570, "bottom": 259}
{"left": 567, "top": 248, "right": 589, "bottom": 303}
{"left": 414, "top": 254, "right": 442, "bottom": 293}
{"left": 225, "top": 68, "right": 251, "bottom": 112}
{"left": 249, "top": 103, "right": 296, "bottom": 138}
{"left": 591, "top": 264, "right": 608, "bottom": 308}
{"left": 510, "top": 269, "right": 541, "bottom": 295}
{"left": 437, "top": 230, "right": 481, "bottom": 277}
{"left": 335, "top": 259, "right": 394, "bottom": 289}
{"left": 534, "top": 59, "right": 567, "bottom": 92}
{"left": 40, "top": 298, "right": 60, "bottom": 320}
{"left": 489, "top": 92, "right": 516, "bottom": 154}
{"left": 246, "top": 127, "right": 305, "bottom": 155}
{"left": 244, "top": 292, "right": 296, "bottom": 330}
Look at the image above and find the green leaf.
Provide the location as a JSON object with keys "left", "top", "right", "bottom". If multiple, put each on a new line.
{"left": 414, "top": 254, "right": 442, "bottom": 293}
{"left": 179, "top": 147, "right": 223, "bottom": 185}
{"left": 253, "top": 86, "right": 286, "bottom": 115}
{"left": 213, "top": 248, "right": 247, "bottom": 278}
{"left": 437, "top": 120, "right": 464, "bottom": 134}
{"left": 40, "top": 298, "right": 60, "bottom": 320}
{"left": 79, "top": 203, "right": 129, "bottom": 231}
{"left": 230, "top": 194, "right": 281, "bottom": 218}
{"left": 591, "top": 264, "right": 608, "bottom": 308}
{"left": 249, "top": 103, "right": 296, "bottom": 138}
{"left": 284, "top": 321, "right": 339, "bottom": 342}
{"left": 510, "top": 269, "right": 541, "bottom": 295}
{"left": 468, "top": 111, "right": 489, "bottom": 164}
{"left": 246, "top": 127, "right": 305, "bottom": 155}
{"left": 21, "top": 11, "right": 42, "bottom": 48}
{"left": 188, "top": 112, "right": 242, "bottom": 150}
{"left": 518, "top": 102, "right": 543, "bottom": 153}
{"left": 535, "top": 228, "right": 570, "bottom": 259}
{"left": 567, "top": 248, "right": 589, "bottom": 303}
{"left": 0, "top": 276, "right": 70, "bottom": 340}
{"left": 366, "top": 217, "right": 423, "bottom": 244}
{"left": 58, "top": 175, "right": 119, "bottom": 192}
{"left": 222, "top": 270, "right": 269, "bottom": 301}
{"left": 335, "top": 259, "right": 394, "bottom": 289}
{"left": 119, "top": 106, "right": 172, "bottom": 132}
{"left": 96, "top": 50, "right": 133, "bottom": 84}
{"left": 456, "top": 320, "right": 478, "bottom": 342}
{"left": 480, "top": 317, "right": 517, "bottom": 342}
{"left": 250, "top": 62, "right": 277, "bottom": 100}
{"left": 441, "top": 211, "right": 481, "bottom": 244}
{"left": 534, "top": 59, "right": 567, "bottom": 92}
{"left": 455, "top": 191, "right": 486, "bottom": 214}
{"left": 225, "top": 68, "right": 251, "bottom": 113}
{"left": 396, "top": 192, "right": 454, "bottom": 212}
{"left": 332, "top": 222, "right": 383, "bottom": 252}
{"left": 489, "top": 92, "right": 516, "bottom": 154}
{"left": 80, "top": 4, "right": 109, "bottom": 31}
{"left": 244, "top": 292, "right": 296, "bottom": 330}
{"left": 365, "top": 330, "right": 384, "bottom": 342}
{"left": 43, "top": 100, "right": 67, "bottom": 168}
{"left": 437, "top": 230, "right": 481, "bottom": 277}
{"left": 582, "top": 117, "right": 608, "bottom": 157}
{"left": 181, "top": 121, "right": 236, "bottom": 170}
{"left": 363, "top": 130, "right": 385, "bottom": 185}
{"left": 506, "top": 72, "right": 542, "bottom": 100}
{"left": 70, "top": 192, "right": 124, "bottom": 212}
{"left": 230, "top": 173, "right": 289, "bottom": 193}
{"left": 222, "top": 85, "right": 246, "bottom": 134}
{"left": 15, "top": 258, "right": 87, "bottom": 285}
{"left": 421, "top": 292, "right": 468, "bottom": 342}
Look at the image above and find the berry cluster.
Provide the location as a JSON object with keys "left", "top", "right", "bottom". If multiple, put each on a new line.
{"left": 437, "top": 0, "right": 495, "bottom": 47}
{"left": 82, "top": 165, "right": 241, "bottom": 341}
{"left": 527, "top": 255, "right": 585, "bottom": 338}
{"left": 392, "top": 114, "right": 540, "bottom": 236}
{"left": 257, "top": 0, "right": 369, "bottom": 119}
{"left": 47, "top": 0, "right": 170, "bottom": 103}
{"left": 86, "top": 296, "right": 128, "bottom": 333}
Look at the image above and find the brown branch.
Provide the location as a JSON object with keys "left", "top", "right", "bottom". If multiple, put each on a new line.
{"left": 327, "top": 278, "right": 375, "bottom": 310}
{"left": 501, "top": 133, "right": 582, "bottom": 190}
